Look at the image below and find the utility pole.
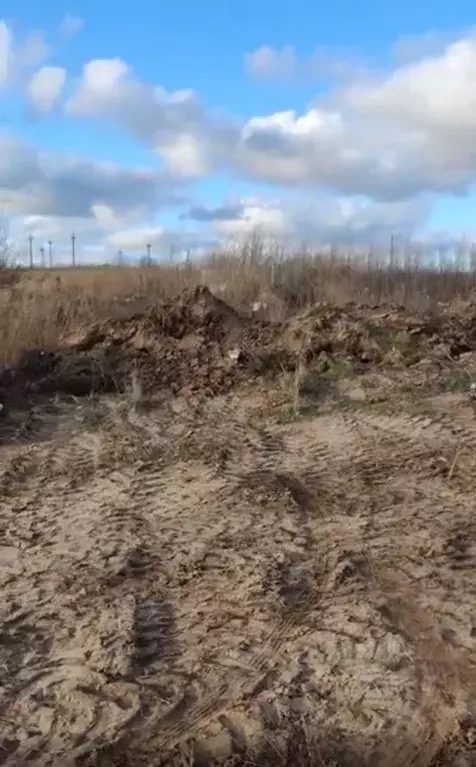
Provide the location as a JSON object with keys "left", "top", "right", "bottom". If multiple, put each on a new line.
{"left": 185, "top": 249, "right": 192, "bottom": 273}
{"left": 28, "top": 235, "right": 34, "bottom": 269}
{"left": 146, "top": 242, "right": 151, "bottom": 267}
{"left": 71, "top": 232, "right": 76, "bottom": 268}
{"left": 117, "top": 249, "right": 124, "bottom": 266}
{"left": 48, "top": 240, "right": 53, "bottom": 269}
{"left": 39, "top": 246, "right": 45, "bottom": 269}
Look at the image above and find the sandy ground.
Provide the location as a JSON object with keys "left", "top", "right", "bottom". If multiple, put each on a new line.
{"left": 1, "top": 384, "right": 476, "bottom": 766}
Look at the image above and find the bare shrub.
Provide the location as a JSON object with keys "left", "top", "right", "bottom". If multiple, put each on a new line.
{"left": 3, "top": 236, "right": 476, "bottom": 365}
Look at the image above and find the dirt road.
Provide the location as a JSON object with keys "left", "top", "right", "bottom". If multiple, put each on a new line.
{"left": 1, "top": 384, "right": 476, "bottom": 766}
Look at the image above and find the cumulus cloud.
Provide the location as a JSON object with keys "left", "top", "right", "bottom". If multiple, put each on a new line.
{"left": 390, "top": 30, "right": 462, "bottom": 65}
{"left": 107, "top": 225, "right": 165, "bottom": 251}
{"left": 63, "top": 30, "right": 476, "bottom": 201}
{"left": 0, "top": 132, "right": 185, "bottom": 218}
{"left": 0, "top": 17, "right": 80, "bottom": 114}
{"left": 27, "top": 66, "right": 66, "bottom": 113}
{"left": 244, "top": 45, "right": 357, "bottom": 83}
{"left": 13, "top": 213, "right": 117, "bottom": 265}
{"left": 182, "top": 203, "right": 245, "bottom": 222}
{"left": 5, "top": 17, "right": 476, "bottom": 257}
{"left": 347, "top": 35, "right": 476, "bottom": 132}
{"left": 65, "top": 57, "right": 236, "bottom": 178}
{"left": 57, "top": 14, "right": 84, "bottom": 40}
{"left": 0, "top": 22, "right": 13, "bottom": 85}
{"left": 245, "top": 45, "right": 299, "bottom": 81}
{"left": 239, "top": 32, "right": 476, "bottom": 199}
{"left": 196, "top": 194, "right": 429, "bottom": 247}
{"left": 0, "top": 22, "right": 52, "bottom": 89}
{"left": 0, "top": 127, "right": 195, "bottom": 264}
{"left": 105, "top": 224, "right": 216, "bottom": 257}
{"left": 17, "top": 32, "right": 51, "bottom": 70}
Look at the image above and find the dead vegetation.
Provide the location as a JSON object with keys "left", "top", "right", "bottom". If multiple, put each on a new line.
{"left": 2, "top": 244, "right": 476, "bottom": 367}
{"left": 2, "top": 247, "right": 476, "bottom": 766}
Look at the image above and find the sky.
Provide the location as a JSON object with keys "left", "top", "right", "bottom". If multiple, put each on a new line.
{"left": 1, "top": 0, "right": 476, "bottom": 264}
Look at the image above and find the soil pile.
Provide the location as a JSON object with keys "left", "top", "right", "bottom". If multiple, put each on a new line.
{"left": 3, "top": 290, "right": 476, "bottom": 407}
{"left": 283, "top": 301, "right": 476, "bottom": 368}
{"left": 61, "top": 283, "right": 247, "bottom": 352}
{"left": 0, "top": 287, "right": 273, "bottom": 402}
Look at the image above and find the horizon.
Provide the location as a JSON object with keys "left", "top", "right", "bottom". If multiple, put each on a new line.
{"left": 2, "top": 1, "right": 476, "bottom": 264}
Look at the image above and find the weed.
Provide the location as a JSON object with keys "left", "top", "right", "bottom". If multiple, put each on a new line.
{"left": 439, "top": 369, "right": 474, "bottom": 393}
{"left": 4, "top": 243, "right": 476, "bottom": 366}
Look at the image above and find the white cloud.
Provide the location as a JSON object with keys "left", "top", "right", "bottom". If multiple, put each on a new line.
{"left": 245, "top": 44, "right": 363, "bottom": 84}
{"left": 66, "top": 58, "right": 195, "bottom": 132}
{"left": 105, "top": 223, "right": 216, "bottom": 258}
{"left": 17, "top": 32, "right": 51, "bottom": 69}
{"left": 57, "top": 14, "right": 84, "bottom": 40}
{"left": 0, "top": 21, "right": 13, "bottom": 85}
{"left": 182, "top": 203, "right": 245, "bottom": 222}
{"left": 15, "top": 207, "right": 175, "bottom": 265}
{"left": 347, "top": 35, "right": 476, "bottom": 133}
{"left": 390, "top": 30, "right": 462, "bottom": 65}
{"left": 72, "top": 58, "right": 130, "bottom": 103}
{"left": 0, "top": 24, "right": 52, "bottom": 89}
{"left": 204, "top": 195, "right": 428, "bottom": 247}
{"left": 13, "top": 213, "right": 116, "bottom": 265}
{"left": 0, "top": 129, "right": 192, "bottom": 264}
{"left": 158, "top": 133, "right": 215, "bottom": 177}
{"left": 0, "top": 133, "right": 184, "bottom": 220}
{"left": 107, "top": 225, "right": 165, "bottom": 251}
{"left": 66, "top": 57, "right": 234, "bottom": 178}
{"left": 5, "top": 18, "right": 476, "bottom": 255}
{"left": 245, "top": 45, "right": 298, "bottom": 81}
{"left": 63, "top": 31, "right": 476, "bottom": 200}
{"left": 0, "top": 20, "right": 54, "bottom": 108}
{"left": 237, "top": 32, "right": 476, "bottom": 199}
{"left": 0, "top": 18, "right": 78, "bottom": 103}
{"left": 27, "top": 66, "right": 66, "bottom": 113}
{"left": 90, "top": 203, "right": 123, "bottom": 231}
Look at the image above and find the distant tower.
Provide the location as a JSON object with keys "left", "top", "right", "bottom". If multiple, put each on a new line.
{"left": 71, "top": 232, "right": 77, "bottom": 267}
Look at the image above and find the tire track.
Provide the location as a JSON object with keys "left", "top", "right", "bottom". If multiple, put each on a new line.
{"left": 147, "top": 566, "right": 340, "bottom": 754}
{"left": 4, "top": 396, "right": 476, "bottom": 765}
{"left": 142, "top": 406, "right": 476, "bottom": 759}
{"left": 0, "top": 431, "right": 167, "bottom": 765}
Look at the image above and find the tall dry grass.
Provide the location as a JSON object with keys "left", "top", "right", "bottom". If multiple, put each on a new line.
{"left": 2, "top": 245, "right": 476, "bottom": 366}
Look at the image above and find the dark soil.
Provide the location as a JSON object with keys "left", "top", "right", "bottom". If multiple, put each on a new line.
{"left": 3, "top": 287, "right": 476, "bottom": 409}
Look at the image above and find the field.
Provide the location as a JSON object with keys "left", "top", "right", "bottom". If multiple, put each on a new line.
{"left": 2, "top": 253, "right": 476, "bottom": 766}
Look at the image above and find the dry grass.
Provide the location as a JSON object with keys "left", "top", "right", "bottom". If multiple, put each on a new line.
{"left": 3, "top": 243, "right": 476, "bottom": 366}
{"left": 2, "top": 243, "right": 476, "bottom": 766}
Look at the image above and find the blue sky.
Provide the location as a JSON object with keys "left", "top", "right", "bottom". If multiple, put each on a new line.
{"left": 1, "top": 0, "right": 476, "bottom": 262}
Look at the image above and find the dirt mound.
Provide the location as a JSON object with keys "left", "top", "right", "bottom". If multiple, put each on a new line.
{"left": 61, "top": 285, "right": 246, "bottom": 353}
{"left": 4, "top": 291, "right": 476, "bottom": 411}
{"left": 0, "top": 287, "right": 273, "bottom": 404}
{"left": 283, "top": 301, "right": 476, "bottom": 368}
